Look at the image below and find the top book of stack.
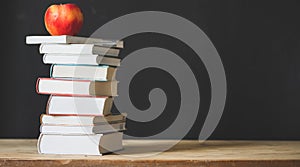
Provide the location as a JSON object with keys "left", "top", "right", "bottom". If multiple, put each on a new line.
{"left": 26, "top": 35, "right": 123, "bottom": 48}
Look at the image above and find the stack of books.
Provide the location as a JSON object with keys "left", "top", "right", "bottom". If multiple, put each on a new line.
{"left": 26, "top": 35, "right": 126, "bottom": 155}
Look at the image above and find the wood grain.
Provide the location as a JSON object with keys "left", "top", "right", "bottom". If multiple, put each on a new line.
{"left": 0, "top": 139, "right": 299, "bottom": 166}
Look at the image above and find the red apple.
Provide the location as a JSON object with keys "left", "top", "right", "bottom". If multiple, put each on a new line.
{"left": 44, "top": 3, "right": 83, "bottom": 36}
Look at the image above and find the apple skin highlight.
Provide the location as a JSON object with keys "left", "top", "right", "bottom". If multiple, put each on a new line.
{"left": 44, "top": 4, "right": 83, "bottom": 36}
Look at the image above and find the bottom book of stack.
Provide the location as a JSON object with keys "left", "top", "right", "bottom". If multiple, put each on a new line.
{"left": 38, "top": 114, "right": 126, "bottom": 155}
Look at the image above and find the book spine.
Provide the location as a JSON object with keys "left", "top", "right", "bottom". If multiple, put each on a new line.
{"left": 39, "top": 44, "right": 45, "bottom": 54}
{"left": 35, "top": 78, "right": 41, "bottom": 94}
{"left": 103, "top": 97, "right": 113, "bottom": 116}
{"left": 42, "top": 54, "right": 47, "bottom": 64}
{"left": 49, "top": 64, "right": 54, "bottom": 78}
{"left": 45, "top": 95, "right": 52, "bottom": 115}
{"left": 37, "top": 134, "right": 43, "bottom": 154}
{"left": 40, "top": 114, "right": 45, "bottom": 124}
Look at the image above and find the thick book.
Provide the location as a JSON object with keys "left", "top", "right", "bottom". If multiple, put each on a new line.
{"left": 36, "top": 78, "right": 118, "bottom": 96}
{"left": 39, "top": 44, "right": 120, "bottom": 57}
{"left": 38, "top": 132, "right": 123, "bottom": 155}
{"left": 50, "top": 64, "right": 116, "bottom": 81}
{"left": 40, "top": 122, "right": 126, "bottom": 135}
{"left": 40, "top": 113, "right": 127, "bottom": 125}
{"left": 43, "top": 53, "right": 121, "bottom": 66}
{"left": 46, "top": 95, "right": 113, "bottom": 116}
{"left": 26, "top": 35, "right": 124, "bottom": 48}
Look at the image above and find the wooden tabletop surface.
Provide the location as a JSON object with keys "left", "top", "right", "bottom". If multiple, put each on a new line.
{"left": 0, "top": 139, "right": 299, "bottom": 167}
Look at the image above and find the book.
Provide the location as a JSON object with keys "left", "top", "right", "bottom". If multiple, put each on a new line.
{"left": 43, "top": 53, "right": 121, "bottom": 66}
{"left": 46, "top": 95, "right": 113, "bottom": 116}
{"left": 40, "top": 114, "right": 127, "bottom": 125}
{"left": 38, "top": 132, "right": 123, "bottom": 155}
{"left": 26, "top": 35, "right": 124, "bottom": 48}
{"left": 36, "top": 78, "right": 118, "bottom": 96}
{"left": 39, "top": 44, "right": 120, "bottom": 57}
{"left": 50, "top": 64, "right": 116, "bottom": 81}
{"left": 40, "top": 122, "right": 126, "bottom": 134}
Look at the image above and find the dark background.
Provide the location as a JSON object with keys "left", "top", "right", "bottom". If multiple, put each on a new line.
{"left": 1, "top": 0, "right": 300, "bottom": 140}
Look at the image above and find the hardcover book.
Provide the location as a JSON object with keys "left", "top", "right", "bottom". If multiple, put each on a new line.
{"left": 38, "top": 132, "right": 123, "bottom": 155}
{"left": 46, "top": 95, "right": 114, "bottom": 116}
{"left": 36, "top": 78, "right": 118, "bottom": 96}
{"left": 26, "top": 35, "right": 124, "bottom": 48}
{"left": 40, "top": 114, "right": 127, "bottom": 125}
{"left": 50, "top": 64, "right": 117, "bottom": 81}
{"left": 40, "top": 122, "right": 126, "bottom": 134}
{"left": 39, "top": 43, "right": 120, "bottom": 57}
{"left": 43, "top": 53, "right": 121, "bottom": 66}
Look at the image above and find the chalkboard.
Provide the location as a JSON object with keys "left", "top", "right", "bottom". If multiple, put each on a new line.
{"left": 1, "top": 0, "right": 300, "bottom": 139}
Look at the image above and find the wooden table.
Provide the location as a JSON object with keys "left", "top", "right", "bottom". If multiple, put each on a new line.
{"left": 0, "top": 139, "right": 299, "bottom": 167}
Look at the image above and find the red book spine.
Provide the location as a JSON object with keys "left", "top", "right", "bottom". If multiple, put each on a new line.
{"left": 35, "top": 77, "right": 41, "bottom": 94}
